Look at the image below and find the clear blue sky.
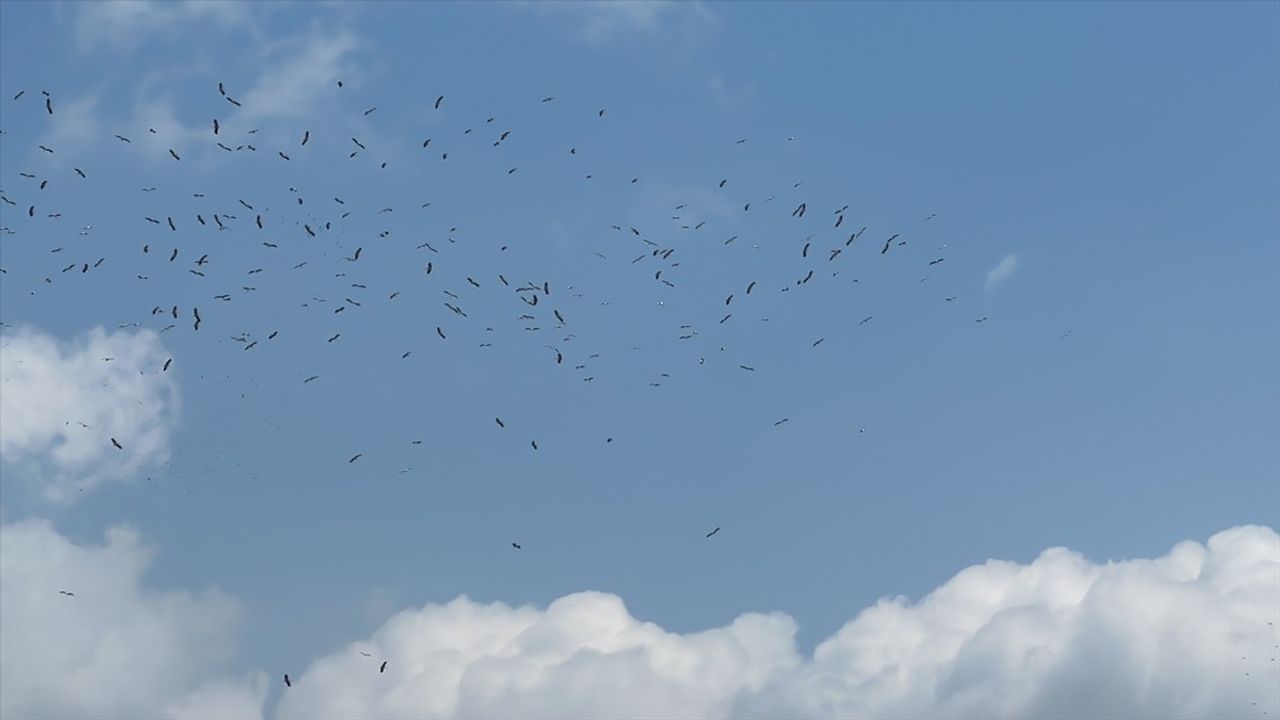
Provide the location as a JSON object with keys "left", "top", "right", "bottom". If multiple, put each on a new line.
{"left": 2, "top": 0, "right": 1277, "bottom": 690}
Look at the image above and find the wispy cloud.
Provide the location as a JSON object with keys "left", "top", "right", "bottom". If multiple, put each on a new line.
{"left": 530, "top": 1, "right": 719, "bottom": 46}
{"left": 985, "top": 253, "right": 1018, "bottom": 293}
{"left": 74, "top": 1, "right": 251, "bottom": 55}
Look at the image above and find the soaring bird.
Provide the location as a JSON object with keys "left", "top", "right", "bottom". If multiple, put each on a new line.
{"left": 706, "top": 527, "right": 721, "bottom": 538}
{"left": 349, "top": 454, "right": 363, "bottom": 463}
{"left": 511, "top": 542, "right": 522, "bottom": 550}
{"left": 283, "top": 674, "right": 291, "bottom": 688}
{"left": 379, "top": 661, "right": 388, "bottom": 673}
{"left": 111, "top": 438, "right": 123, "bottom": 450}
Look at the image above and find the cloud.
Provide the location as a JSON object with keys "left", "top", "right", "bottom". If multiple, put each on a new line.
{"left": 0, "top": 518, "right": 263, "bottom": 720}
{"left": 985, "top": 253, "right": 1019, "bottom": 293}
{"left": 275, "top": 526, "right": 1279, "bottom": 719}
{"left": 236, "top": 28, "right": 363, "bottom": 123}
{"left": 2, "top": 523, "right": 1273, "bottom": 718}
{"left": 74, "top": 1, "right": 250, "bottom": 54}
{"left": 531, "top": 1, "right": 719, "bottom": 46}
{"left": 0, "top": 326, "right": 179, "bottom": 501}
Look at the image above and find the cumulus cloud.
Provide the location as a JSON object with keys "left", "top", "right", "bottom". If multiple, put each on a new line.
{"left": 0, "top": 326, "right": 179, "bottom": 501}
{"left": 0, "top": 518, "right": 263, "bottom": 720}
{"left": 985, "top": 253, "right": 1019, "bottom": 293}
{"left": 2, "top": 523, "right": 1274, "bottom": 719}
{"left": 275, "top": 526, "right": 1279, "bottom": 720}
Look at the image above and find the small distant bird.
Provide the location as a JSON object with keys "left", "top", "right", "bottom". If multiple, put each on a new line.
{"left": 349, "top": 454, "right": 362, "bottom": 463}
{"left": 111, "top": 438, "right": 123, "bottom": 450}
{"left": 706, "top": 527, "right": 721, "bottom": 538}
{"left": 435, "top": 95, "right": 444, "bottom": 109}
{"left": 511, "top": 542, "right": 522, "bottom": 549}
{"left": 58, "top": 590, "right": 75, "bottom": 597}
{"left": 495, "top": 418, "right": 505, "bottom": 428}
{"left": 283, "top": 674, "right": 291, "bottom": 688}
{"left": 379, "top": 661, "right": 388, "bottom": 673}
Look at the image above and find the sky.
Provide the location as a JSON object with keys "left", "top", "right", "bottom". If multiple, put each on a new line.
{"left": 0, "top": 2, "right": 1278, "bottom": 718}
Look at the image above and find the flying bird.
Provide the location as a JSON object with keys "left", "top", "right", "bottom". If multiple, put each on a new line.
{"left": 706, "top": 527, "right": 721, "bottom": 538}
{"left": 111, "top": 438, "right": 123, "bottom": 450}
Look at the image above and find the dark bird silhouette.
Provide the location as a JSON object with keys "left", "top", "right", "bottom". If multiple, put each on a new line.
{"left": 283, "top": 674, "right": 291, "bottom": 688}
{"left": 58, "top": 590, "right": 75, "bottom": 597}
{"left": 435, "top": 96, "right": 444, "bottom": 109}
{"left": 46, "top": 97, "right": 52, "bottom": 115}
{"left": 111, "top": 438, "right": 123, "bottom": 450}
{"left": 511, "top": 542, "right": 522, "bottom": 550}
{"left": 706, "top": 527, "right": 721, "bottom": 538}
{"left": 881, "top": 234, "right": 899, "bottom": 254}
{"left": 301, "top": 130, "right": 310, "bottom": 146}
{"left": 436, "top": 327, "right": 446, "bottom": 340}
{"left": 163, "top": 358, "right": 172, "bottom": 371}
{"left": 380, "top": 661, "right": 387, "bottom": 673}
{"left": 349, "top": 454, "right": 363, "bottom": 463}
{"left": 168, "top": 148, "right": 180, "bottom": 161}
{"left": 212, "top": 118, "right": 220, "bottom": 135}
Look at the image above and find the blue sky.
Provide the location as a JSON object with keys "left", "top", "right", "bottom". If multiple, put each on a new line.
{"left": 1, "top": 2, "right": 1278, "bottom": 718}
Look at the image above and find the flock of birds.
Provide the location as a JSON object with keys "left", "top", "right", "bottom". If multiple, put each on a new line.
{"left": 3, "top": 80, "right": 1274, "bottom": 705}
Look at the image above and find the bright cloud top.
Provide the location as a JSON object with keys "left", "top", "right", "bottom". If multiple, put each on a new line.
{"left": 276, "top": 525, "right": 1279, "bottom": 720}
{"left": 0, "top": 325, "right": 179, "bottom": 501}
{"left": 985, "top": 253, "right": 1019, "bottom": 293}
{"left": 2, "top": 520, "right": 1275, "bottom": 719}
{"left": 0, "top": 518, "right": 264, "bottom": 720}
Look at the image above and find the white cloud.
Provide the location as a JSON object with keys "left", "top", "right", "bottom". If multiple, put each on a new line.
{"left": 0, "top": 518, "right": 264, "bottom": 720}
{"left": 0, "top": 326, "right": 179, "bottom": 501}
{"left": 985, "top": 253, "right": 1019, "bottom": 293}
{"left": 2, "top": 522, "right": 1274, "bottom": 719}
{"left": 275, "top": 526, "right": 1280, "bottom": 720}
{"left": 75, "top": 1, "right": 250, "bottom": 54}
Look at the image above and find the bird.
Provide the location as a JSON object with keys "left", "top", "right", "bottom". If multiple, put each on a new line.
{"left": 163, "top": 358, "right": 172, "bottom": 371}
{"left": 283, "top": 674, "right": 291, "bottom": 688}
{"left": 58, "top": 590, "right": 75, "bottom": 597}
{"left": 349, "top": 454, "right": 363, "bottom": 463}
{"left": 379, "top": 661, "right": 388, "bottom": 673}
{"left": 168, "top": 148, "right": 181, "bottom": 161}
{"left": 512, "top": 542, "right": 522, "bottom": 549}
{"left": 301, "top": 130, "right": 310, "bottom": 146}
{"left": 111, "top": 438, "right": 123, "bottom": 450}
{"left": 435, "top": 95, "right": 444, "bottom": 109}
{"left": 706, "top": 527, "right": 720, "bottom": 538}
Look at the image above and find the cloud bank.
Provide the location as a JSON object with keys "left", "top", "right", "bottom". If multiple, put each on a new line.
{"left": 3, "top": 517, "right": 1275, "bottom": 719}
{"left": 0, "top": 326, "right": 179, "bottom": 501}
{"left": 272, "top": 525, "right": 1280, "bottom": 719}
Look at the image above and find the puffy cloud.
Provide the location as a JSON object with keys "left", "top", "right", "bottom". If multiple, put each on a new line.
{"left": 985, "top": 253, "right": 1019, "bottom": 293}
{"left": 0, "top": 518, "right": 263, "bottom": 720}
{"left": 0, "top": 326, "right": 179, "bottom": 501}
{"left": 278, "top": 526, "right": 1280, "bottom": 719}
{"left": 3, "top": 522, "right": 1274, "bottom": 719}
{"left": 276, "top": 591, "right": 797, "bottom": 720}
